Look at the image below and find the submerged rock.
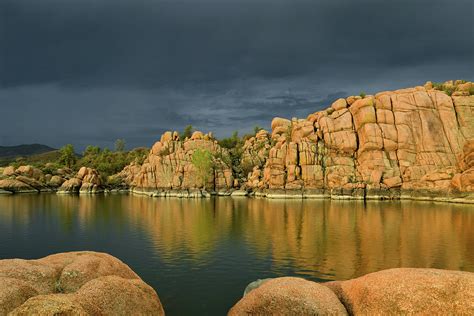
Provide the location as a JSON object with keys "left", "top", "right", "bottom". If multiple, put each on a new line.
{"left": 0, "top": 251, "right": 164, "bottom": 315}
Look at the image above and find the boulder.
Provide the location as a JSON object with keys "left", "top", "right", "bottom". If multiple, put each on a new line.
{"left": 2, "top": 166, "right": 16, "bottom": 177}
{"left": 229, "top": 277, "right": 347, "bottom": 315}
{"left": 325, "top": 268, "right": 474, "bottom": 315}
{"left": 15, "top": 165, "right": 43, "bottom": 180}
{"left": 49, "top": 175, "right": 65, "bottom": 187}
{"left": 0, "top": 251, "right": 164, "bottom": 315}
{"left": 58, "top": 168, "right": 103, "bottom": 194}
{"left": 0, "top": 179, "right": 38, "bottom": 193}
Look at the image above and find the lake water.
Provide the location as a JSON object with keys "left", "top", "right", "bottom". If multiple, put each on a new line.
{"left": 0, "top": 194, "right": 473, "bottom": 315}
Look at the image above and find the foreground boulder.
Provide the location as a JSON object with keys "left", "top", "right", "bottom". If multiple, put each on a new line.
{"left": 326, "top": 268, "right": 474, "bottom": 315}
{"left": 231, "top": 268, "right": 474, "bottom": 315}
{"left": 229, "top": 277, "right": 347, "bottom": 315}
{"left": 0, "top": 251, "right": 164, "bottom": 315}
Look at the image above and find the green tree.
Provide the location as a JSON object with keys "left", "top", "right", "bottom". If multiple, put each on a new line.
{"left": 219, "top": 131, "right": 240, "bottom": 149}
{"left": 191, "top": 149, "right": 213, "bottom": 188}
{"left": 253, "top": 126, "right": 264, "bottom": 134}
{"left": 58, "top": 144, "right": 76, "bottom": 168}
{"left": 83, "top": 145, "right": 100, "bottom": 156}
{"left": 182, "top": 125, "right": 194, "bottom": 139}
{"left": 114, "top": 139, "right": 126, "bottom": 152}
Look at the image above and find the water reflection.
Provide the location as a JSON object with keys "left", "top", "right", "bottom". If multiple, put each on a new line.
{"left": 0, "top": 194, "right": 473, "bottom": 280}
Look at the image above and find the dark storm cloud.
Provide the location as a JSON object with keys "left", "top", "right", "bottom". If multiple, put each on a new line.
{"left": 0, "top": 0, "right": 473, "bottom": 150}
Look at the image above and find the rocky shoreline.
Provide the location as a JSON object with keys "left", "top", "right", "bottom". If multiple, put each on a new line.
{"left": 1, "top": 81, "right": 473, "bottom": 202}
{"left": 1, "top": 172, "right": 473, "bottom": 204}
{"left": 1, "top": 252, "right": 473, "bottom": 315}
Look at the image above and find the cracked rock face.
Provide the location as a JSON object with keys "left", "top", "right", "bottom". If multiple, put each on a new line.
{"left": 243, "top": 82, "right": 474, "bottom": 197}
{"left": 118, "top": 81, "right": 473, "bottom": 199}
{"left": 124, "top": 131, "right": 233, "bottom": 193}
{"left": 0, "top": 251, "right": 164, "bottom": 315}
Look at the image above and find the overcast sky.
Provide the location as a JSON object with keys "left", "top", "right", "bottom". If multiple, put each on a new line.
{"left": 1, "top": 0, "right": 473, "bottom": 151}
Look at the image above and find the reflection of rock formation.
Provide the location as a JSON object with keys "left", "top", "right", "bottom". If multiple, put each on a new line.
{"left": 125, "top": 197, "right": 234, "bottom": 261}
{"left": 240, "top": 199, "right": 474, "bottom": 280}
{"left": 0, "top": 195, "right": 473, "bottom": 281}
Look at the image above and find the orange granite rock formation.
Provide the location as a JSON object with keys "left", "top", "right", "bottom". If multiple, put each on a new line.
{"left": 118, "top": 80, "right": 473, "bottom": 202}
{"left": 128, "top": 131, "right": 233, "bottom": 197}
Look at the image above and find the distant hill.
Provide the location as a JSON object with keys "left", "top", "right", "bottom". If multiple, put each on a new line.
{"left": 0, "top": 144, "right": 57, "bottom": 158}
{"left": 0, "top": 144, "right": 60, "bottom": 167}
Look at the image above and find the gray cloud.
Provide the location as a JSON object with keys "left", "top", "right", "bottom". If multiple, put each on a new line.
{"left": 0, "top": 0, "right": 473, "bottom": 150}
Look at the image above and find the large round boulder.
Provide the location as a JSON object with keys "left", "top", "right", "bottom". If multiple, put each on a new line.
{"left": 229, "top": 277, "right": 347, "bottom": 315}
{"left": 0, "top": 251, "right": 164, "bottom": 315}
{"left": 325, "top": 268, "right": 474, "bottom": 315}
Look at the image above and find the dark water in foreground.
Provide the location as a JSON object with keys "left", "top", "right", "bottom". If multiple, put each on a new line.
{"left": 0, "top": 194, "right": 473, "bottom": 315}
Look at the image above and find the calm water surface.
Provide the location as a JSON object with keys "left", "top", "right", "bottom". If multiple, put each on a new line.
{"left": 0, "top": 194, "right": 473, "bottom": 315}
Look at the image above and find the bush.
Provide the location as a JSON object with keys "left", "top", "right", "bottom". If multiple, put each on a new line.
{"left": 443, "top": 86, "right": 456, "bottom": 96}
{"left": 191, "top": 149, "right": 214, "bottom": 188}
{"left": 218, "top": 131, "right": 240, "bottom": 149}
{"left": 182, "top": 125, "right": 194, "bottom": 139}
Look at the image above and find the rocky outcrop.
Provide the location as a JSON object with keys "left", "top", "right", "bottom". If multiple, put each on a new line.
{"left": 113, "top": 80, "right": 474, "bottom": 202}
{"left": 0, "top": 165, "right": 68, "bottom": 194}
{"left": 0, "top": 251, "right": 164, "bottom": 315}
{"left": 451, "top": 139, "right": 474, "bottom": 192}
{"left": 120, "top": 131, "right": 233, "bottom": 197}
{"left": 231, "top": 268, "right": 474, "bottom": 315}
{"left": 241, "top": 80, "right": 474, "bottom": 202}
{"left": 58, "top": 167, "right": 103, "bottom": 194}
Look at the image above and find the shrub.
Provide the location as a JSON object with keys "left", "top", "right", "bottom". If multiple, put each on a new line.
{"left": 443, "top": 86, "right": 456, "bottom": 96}
{"left": 191, "top": 149, "right": 214, "bottom": 188}
{"left": 359, "top": 91, "right": 366, "bottom": 98}
{"left": 182, "top": 125, "right": 194, "bottom": 139}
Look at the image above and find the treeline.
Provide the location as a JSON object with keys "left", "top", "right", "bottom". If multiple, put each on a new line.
{"left": 56, "top": 140, "right": 148, "bottom": 177}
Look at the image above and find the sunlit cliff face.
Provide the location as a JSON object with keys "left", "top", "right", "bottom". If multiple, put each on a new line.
{"left": 1, "top": 195, "right": 473, "bottom": 280}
